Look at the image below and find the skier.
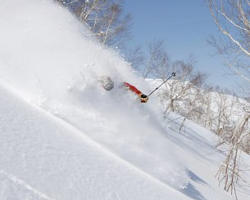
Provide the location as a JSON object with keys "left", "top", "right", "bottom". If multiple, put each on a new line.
{"left": 99, "top": 76, "right": 148, "bottom": 103}
{"left": 99, "top": 72, "right": 175, "bottom": 104}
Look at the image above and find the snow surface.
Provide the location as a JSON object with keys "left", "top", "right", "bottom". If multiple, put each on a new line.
{"left": 0, "top": 0, "right": 249, "bottom": 199}
{"left": 0, "top": 82, "right": 193, "bottom": 200}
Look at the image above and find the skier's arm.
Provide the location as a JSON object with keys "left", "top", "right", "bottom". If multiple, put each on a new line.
{"left": 123, "top": 82, "right": 148, "bottom": 103}
{"left": 123, "top": 82, "right": 142, "bottom": 96}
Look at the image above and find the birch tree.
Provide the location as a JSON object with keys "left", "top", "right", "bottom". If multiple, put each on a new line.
{"left": 55, "top": 0, "right": 131, "bottom": 46}
{"left": 207, "top": 0, "right": 250, "bottom": 83}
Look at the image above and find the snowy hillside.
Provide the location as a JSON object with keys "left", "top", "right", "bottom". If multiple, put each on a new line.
{"left": 0, "top": 81, "right": 194, "bottom": 200}
{"left": 0, "top": 0, "right": 249, "bottom": 200}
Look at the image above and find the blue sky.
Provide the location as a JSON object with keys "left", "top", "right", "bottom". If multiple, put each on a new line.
{"left": 123, "top": 0, "right": 246, "bottom": 94}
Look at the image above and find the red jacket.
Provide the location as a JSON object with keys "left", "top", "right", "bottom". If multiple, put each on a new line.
{"left": 123, "top": 82, "right": 142, "bottom": 96}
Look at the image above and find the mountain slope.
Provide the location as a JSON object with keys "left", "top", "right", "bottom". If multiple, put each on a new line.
{"left": 0, "top": 82, "right": 193, "bottom": 200}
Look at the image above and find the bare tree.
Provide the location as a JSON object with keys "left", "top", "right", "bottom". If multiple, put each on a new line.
{"left": 198, "top": 85, "right": 214, "bottom": 129}
{"left": 207, "top": 0, "right": 250, "bottom": 83}
{"left": 216, "top": 111, "right": 249, "bottom": 200}
{"left": 55, "top": 0, "right": 131, "bottom": 47}
{"left": 212, "top": 90, "right": 233, "bottom": 135}
{"left": 161, "top": 60, "right": 206, "bottom": 114}
{"left": 213, "top": 91, "right": 250, "bottom": 199}
{"left": 206, "top": 5, "right": 250, "bottom": 191}
{"left": 141, "top": 41, "right": 208, "bottom": 128}
{"left": 142, "top": 41, "right": 170, "bottom": 79}
{"left": 125, "top": 46, "right": 145, "bottom": 71}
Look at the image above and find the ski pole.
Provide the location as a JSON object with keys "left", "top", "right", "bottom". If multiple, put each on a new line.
{"left": 147, "top": 72, "right": 176, "bottom": 97}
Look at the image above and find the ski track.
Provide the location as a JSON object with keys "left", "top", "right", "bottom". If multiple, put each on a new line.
{"left": 0, "top": 170, "right": 55, "bottom": 200}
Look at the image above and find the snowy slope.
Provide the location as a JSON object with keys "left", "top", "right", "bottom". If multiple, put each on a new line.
{"left": 0, "top": 0, "right": 249, "bottom": 200}
{"left": 0, "top": 81, "right": 195, "bottom": 200}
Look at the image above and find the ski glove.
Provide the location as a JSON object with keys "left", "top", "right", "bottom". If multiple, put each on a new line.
{"left": 140, "top": 94, "right": 148, "bottom": 103}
